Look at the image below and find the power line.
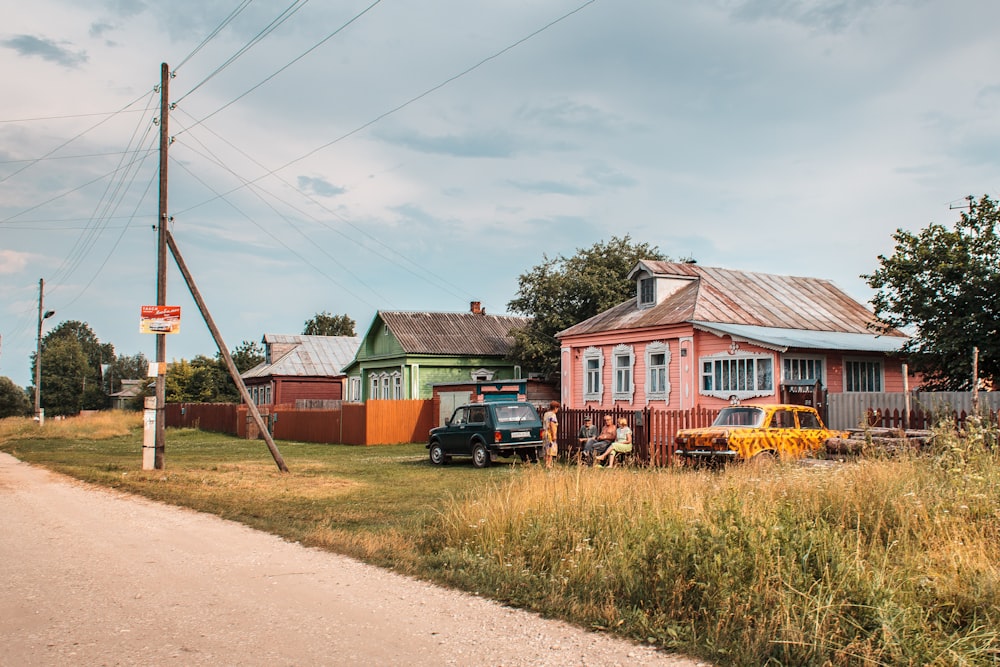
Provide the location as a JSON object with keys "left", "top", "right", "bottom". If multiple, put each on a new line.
{"left": 173, "top": 0, "right": 254, "bottom": 72}
{"left": 0, "top": 91, "right": 155, "bottom": 184}
{"left": 177, "top": 0, "right": 313, "bottom": 103}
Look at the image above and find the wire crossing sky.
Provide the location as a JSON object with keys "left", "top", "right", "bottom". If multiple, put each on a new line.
{"left": 1, "top": 0, "right": 999, "bottom": 388}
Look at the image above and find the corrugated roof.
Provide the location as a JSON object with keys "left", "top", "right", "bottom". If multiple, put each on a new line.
{"left": 241, "top": 334, "right": 361, "bottom": 378}
{"left": 690, "top": 322, "right": 906, "bottom": 353}
{"left": 379, "top": 311, "right": 529, "bottom": 356}
{"left": 558, "top": 262, "right": 908, "bottom": 348}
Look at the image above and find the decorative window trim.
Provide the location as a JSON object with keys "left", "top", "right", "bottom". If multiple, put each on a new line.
{"left": 582, "top": 346, "right": 603, "bottom": 403}
{"left": 392, "top": 372, "right": 402, "bottom": 400}
{"left": 781, "top": 355, "right": 826, "bottom": 385}
{"left": 349, "top": 377, "right": 361, "bottom": 402}
{"left": 471, "top": 368, "right": 495, "bottom": 382}
{"left": 644, "top": 341, "right": 671, "bottom": 404}
{"left": 699, "top": 350, "right": 774, "bottom": 401}
{"left": 612, "top": 343, "right": 635, "bottom": 404}
{"left": 843, "top": 358, "right": 884, "bottom": 392}
{"left": 369, "top": 373, "right": 379, "bottom": 401}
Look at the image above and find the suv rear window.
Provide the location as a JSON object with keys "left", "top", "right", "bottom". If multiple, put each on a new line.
{"left": 493, "top": 404, "right": 538, "bottom": 424}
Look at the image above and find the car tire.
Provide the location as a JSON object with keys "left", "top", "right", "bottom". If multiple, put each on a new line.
{"left": 429, "top": 442, "right": 446, "bottom": 465}
{"left": 471, "top": 442, "right": 491, "bottom": 468}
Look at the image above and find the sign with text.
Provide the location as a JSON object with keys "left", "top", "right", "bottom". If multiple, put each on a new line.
{"left": 140, "top": 305, "right": 181, "bottom": 334}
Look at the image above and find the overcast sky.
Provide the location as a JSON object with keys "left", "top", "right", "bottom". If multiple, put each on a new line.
{"left": 2, "top": 0, "right": 999, "bottom": 388}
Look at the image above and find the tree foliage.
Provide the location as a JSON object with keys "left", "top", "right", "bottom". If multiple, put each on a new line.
{"left": 228, "top": 339, "right": 264, "bottom": 373}
{"left": 165, "top": 340, "right": 264, "bottom": 403}
{"left": 0, "top": 376, "right": 31, "bottom": 418}
{"left": 507, "top": 236, "right": 673, "bottom": 377}
{"left": 303, "top": 311, "right": 356, "bottom": 337}
{"left": 39, "top": 337, "right": 90, "bottom": 415}
{"left": 864, "top": 194, "right": 1000, "bottom": 390}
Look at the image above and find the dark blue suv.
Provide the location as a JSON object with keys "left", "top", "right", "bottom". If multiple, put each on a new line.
{"left": 427, "top": 402, "right": 543, "bottom": 467}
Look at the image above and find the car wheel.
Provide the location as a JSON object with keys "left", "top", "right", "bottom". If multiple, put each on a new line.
{"left": 471, "top": 442, "right": 491, "bottom": 468}
{"left": 429, "top": 442, "right": 446, "bottom": 465}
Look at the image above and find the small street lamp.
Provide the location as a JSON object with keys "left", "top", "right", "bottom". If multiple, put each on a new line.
{"left": 34, "top": 278, "right": 55, "bottom": 425}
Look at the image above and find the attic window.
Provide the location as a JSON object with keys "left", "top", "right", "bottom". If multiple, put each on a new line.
{"left": 639, "top": 277, "right": 654, "bottom": 307}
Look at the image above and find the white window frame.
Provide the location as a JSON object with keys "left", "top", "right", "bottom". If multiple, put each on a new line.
{"left": 844, "top": 358, "right": 883, "bottom": 392}
{"left": 644, "top": 341, "right": 671, "bottom": 404}
{"left": 380, "top": 373, "right": 391, "bottom": 399}
{"left": 392, "top": 372, "right": 402, "bottom": 400}
{"left": 699, "top": 350, "right": 774, "bottom": 401}
{"left": 612, "top": 344, "right": 635, "bottom": 403}
{"left": 349, "top": 377, "right": 361, "bottom": 402}
{"left": 582, "top": 346, "right": 603, "bottom": 403}
{"left": 264, "top": 385, "right": 271, "bottom": 405}
{"left": 782, "top": 355, "right": 826, "bottom": 385}
{"left": 369, "top": 373, "right": 379, "bottom": 400}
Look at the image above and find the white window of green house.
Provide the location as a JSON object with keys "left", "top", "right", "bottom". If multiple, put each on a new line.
{"left": 582, "top": 346, "right": 603, "bottom": 402}
{"left": 381, "top": 374, "right": 391, "bottom": 399}
{"left": 370, "top": 374, "right": 379, "bottom": 400}
{"left": 349, "top": 377, "right": 361, "bottom": 402}
{"left": 844, "top": 359, "right": 883, "bottom": 392}
{"left": 700, "top": 351, "right": 774, "bottom": 400}
{"left": 392, "top": 372, "right": 402, "bottom": 399}
{"left": 613, "top": 344, "right": 635, "bottom": 403}
{"left": 783, "top": 356, "right": 825, "bottom": 385}
{"left": 645, "top": 341, "right": 670, "bottom": 404}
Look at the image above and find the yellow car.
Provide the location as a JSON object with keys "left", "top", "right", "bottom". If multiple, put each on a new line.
{"left": 675, "top": 404, "right": 846, "bottom": 463}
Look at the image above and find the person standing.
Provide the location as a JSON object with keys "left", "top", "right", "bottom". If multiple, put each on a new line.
{"left": 541, "top": 401, "right": 560, "bottom": 468}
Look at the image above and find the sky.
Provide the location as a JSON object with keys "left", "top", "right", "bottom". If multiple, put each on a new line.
{"left": 2, "top": 0, "right": 999, "bottom": 389}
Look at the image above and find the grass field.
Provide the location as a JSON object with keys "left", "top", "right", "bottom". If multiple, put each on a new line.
{"left": 2, "top": 412, "right": 999, "bottom": 666}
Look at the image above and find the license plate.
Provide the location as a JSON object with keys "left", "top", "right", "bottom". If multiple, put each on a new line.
{"left": 511, "top": 431, "right": 530, "bottom": 438}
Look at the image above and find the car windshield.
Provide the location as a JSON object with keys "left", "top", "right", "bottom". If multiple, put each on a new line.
{"left": 712, "top": 407, "right": 766, "bottom": 428}
{"left": 493, "top": 404, "right": 537, "bottom": 424}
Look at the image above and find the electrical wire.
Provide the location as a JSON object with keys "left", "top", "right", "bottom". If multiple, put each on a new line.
{"left": 175, "top": 0, "right": 382, "bottom": 124}
{"left": 0, "top": 91, "right": 153, "bottom": 184}
{"left": 173, "top": 0, "right": 254, "bottom": 72}
{"left": 174, "top": 107, "right": 471, "bottom": 302}
{"left": 177, "top": 0, "right": 312, "bottom": 103}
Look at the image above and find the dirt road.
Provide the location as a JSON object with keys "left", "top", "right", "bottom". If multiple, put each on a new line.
{"left": 0, "top": 453, "right": 707, "bottom": 667}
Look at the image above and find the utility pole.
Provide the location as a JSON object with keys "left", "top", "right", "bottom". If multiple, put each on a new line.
{"left": 34, "top": 278, "right": 55, "bottom": 424}
{"left": 154, "top": 62, "right": 170, "bottom": 469}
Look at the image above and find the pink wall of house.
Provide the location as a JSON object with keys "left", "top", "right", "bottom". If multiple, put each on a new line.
{"left": 561, "top": 328, "right": 910, "bottom": 411}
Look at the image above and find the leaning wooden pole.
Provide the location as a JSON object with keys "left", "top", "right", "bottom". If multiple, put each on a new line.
{"left": 165, "top": 231, "right": 289, "bottom": 473}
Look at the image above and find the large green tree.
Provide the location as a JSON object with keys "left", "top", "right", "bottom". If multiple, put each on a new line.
{"left": 33, "top": 320, "right": 114, "bottom": 412}
{"left": 865, "top": 194, "right": 1000, "bottom": 390}
{"left": 507, "top": 236, "right": 674, "bottom": 377}
{"left": 228, "top": 339, "right": 264, "bottom": 373}
{"left": 165, "top": 340, "right": 265, "bottom": 403}
{"left": 38, "top": 337, "right": 90, "bottom": 415}
{"left": 0, "top": 376, "right": 31, "bottom": 418}
{"left": 303, "top": 311, "right": 356, "bottom": 336}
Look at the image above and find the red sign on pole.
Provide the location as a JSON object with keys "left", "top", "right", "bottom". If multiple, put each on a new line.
{"left": 140, "top": 305, "right": 181, "bottom": 334}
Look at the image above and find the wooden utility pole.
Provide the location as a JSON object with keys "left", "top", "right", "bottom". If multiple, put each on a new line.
{"left": 154, "top": 62, "right": 170, "bottom": 469}
{"left": 165, "top": 231, "right": 288, "bottom": 472}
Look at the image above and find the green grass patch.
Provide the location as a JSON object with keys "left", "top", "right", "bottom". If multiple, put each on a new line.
{"left": 3, "top": 412, "right": 999, "bottom": 665}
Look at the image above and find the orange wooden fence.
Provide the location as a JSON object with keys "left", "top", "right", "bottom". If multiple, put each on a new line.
{"left": 168, "top": 400, "right": 434, "bottom": 446}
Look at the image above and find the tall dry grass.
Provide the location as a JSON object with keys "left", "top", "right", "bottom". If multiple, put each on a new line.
{"left": 0, "top": 412, "right": 141, "bottom": 441}
{"left": 421, "top": 424, "right": 1000, "bottom": 666}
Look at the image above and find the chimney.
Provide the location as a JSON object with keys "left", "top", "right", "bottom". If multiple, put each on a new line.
{"left": 470, "top": 301, "right": 482, "bottom": 315}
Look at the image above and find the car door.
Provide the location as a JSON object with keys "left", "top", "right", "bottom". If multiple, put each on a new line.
{"left": 441, "top": 407, "right": 470, "bottom": 455}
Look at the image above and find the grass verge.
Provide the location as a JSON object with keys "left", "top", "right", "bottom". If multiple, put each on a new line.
{"left": 2, "top": 413, "right": 999, "bottom": 665}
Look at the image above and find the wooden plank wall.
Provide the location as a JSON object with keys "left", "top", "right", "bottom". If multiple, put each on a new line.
{"left": 364, "top": 399, "right": 436, "bottom": 445}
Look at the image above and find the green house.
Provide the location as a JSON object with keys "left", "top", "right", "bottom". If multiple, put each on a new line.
{"left": 342, "top": 305, "right": 530, "bottom": 402}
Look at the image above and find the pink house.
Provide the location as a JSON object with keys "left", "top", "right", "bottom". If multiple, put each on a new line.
{"left": 556, "top": 261, "right": 910, "bottom": 418}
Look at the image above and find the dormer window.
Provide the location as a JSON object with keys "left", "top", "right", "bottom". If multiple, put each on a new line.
{"left": 639, "top": 277, "right": 654, "bottom": 307}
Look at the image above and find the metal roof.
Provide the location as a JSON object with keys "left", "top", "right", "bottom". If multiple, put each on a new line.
{"left": 241, "top": 334, "right": 361, "bottom": 378}
{"left": 559, "top": 261, "right": 908, "bottom": 345}
{"left": 378, "top": 311, "right": 529, "bottom": 356}
{"left": 690, "top": 321, "right": 907, "bottom": 353}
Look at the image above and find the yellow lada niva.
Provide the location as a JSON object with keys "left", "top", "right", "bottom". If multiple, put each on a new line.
{"left": 675, "top": 404, "right": 847, "bottom": 464}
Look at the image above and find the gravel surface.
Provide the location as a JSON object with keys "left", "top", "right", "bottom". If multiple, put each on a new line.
{"left": 0, "top": 453, "right": 709, "bottom": 667}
